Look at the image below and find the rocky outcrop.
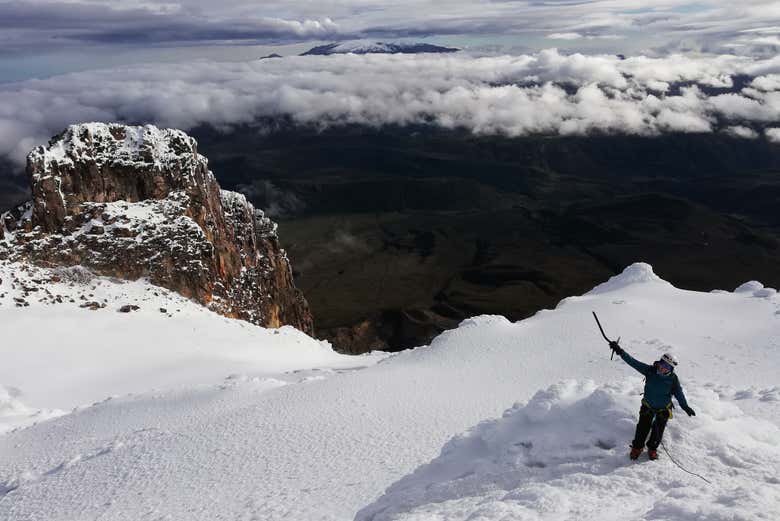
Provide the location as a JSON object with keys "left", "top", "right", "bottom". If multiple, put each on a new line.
{"left": 0, "top": 123, "right": 313, "bottom": 334}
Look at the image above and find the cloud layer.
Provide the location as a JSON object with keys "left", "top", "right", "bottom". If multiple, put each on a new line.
{"left": 0, "top": 1, "right": 341, "bottom": 54}
{"left": 2, "top": 0, "right": 780, "bottom": 57}
{"left": 1, "top": 49, "right": 780, "bottom": 166}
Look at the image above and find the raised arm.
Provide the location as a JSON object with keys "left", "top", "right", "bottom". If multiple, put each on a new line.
{"left": 619, "top": 351, "right": 653, "bottom": 375}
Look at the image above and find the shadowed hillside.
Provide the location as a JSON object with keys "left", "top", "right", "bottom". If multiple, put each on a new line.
{"left": 5, "top": 125, "right": 779, "bottom": 352}
{"left": 184, "top": 125, "right": 780, "bottom": 352}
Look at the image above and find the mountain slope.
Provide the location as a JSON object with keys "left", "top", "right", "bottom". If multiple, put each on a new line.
{"left": 358, "top": 379, "right": 780, "bottom": 520}
{"left": 192, "top": 125, "right": 780, "bottom": 353}
{"left": 1, "top": 263, "right": 778, "bottom": 520}
{"left": 0, "top": 260, "right": 383, "bottom": 432}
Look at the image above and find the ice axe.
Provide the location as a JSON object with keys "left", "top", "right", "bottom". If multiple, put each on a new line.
{"left": 592, "top": 311, "right": 619, "bottom": 360}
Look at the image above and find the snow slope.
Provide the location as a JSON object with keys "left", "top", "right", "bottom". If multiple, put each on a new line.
{"left": 1, "top": 262, "right": 779, "bottom": 520}
{"left": 357, "top": 380, "right": 780, "bottom": 520}
{"left": 0, "top": 260, "right": 386, "bottom": 432}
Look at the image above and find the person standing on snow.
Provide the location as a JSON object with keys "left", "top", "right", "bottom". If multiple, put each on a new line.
{"left": 609, "top": 342, "right": 696, "bottom": 460}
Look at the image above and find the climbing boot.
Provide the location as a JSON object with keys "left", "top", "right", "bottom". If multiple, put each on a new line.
{"left": 629, "top": 446, "right": 643, "bottom": 460}
{"left": 648, "top": 449, "right": 659, "bottom": 460}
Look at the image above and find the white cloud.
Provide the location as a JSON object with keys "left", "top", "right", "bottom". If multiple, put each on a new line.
{"left": 751, "top": 74, "right": 780, "bottom": 91}
{"left": 739, "top": 26, "right": 780, "bottom": 34}
{"left": 547, "top": 33, "right": 584, "bottom": 40}
{"left": 546, "top": 32, "right": 623, "bottom": 41}
{"left": 724, "top": 125, "right": 759, "bottom": 138}
{"left": 2, "top": 0, "right": 780, "bottom": 59}
{"left": 1, "top": 49, "right": 780, "bottom": 166}
{"left": 746, "top": 35, "right": 780, "bottom": 46}
{"left": 709, "top": 92, "right": 780, "bottom": 122}
{"left": 766, "top": 127, "right": 780, "bottom": 142}
{"left": 256, "top": 17, "right": 340, "bottom": 38}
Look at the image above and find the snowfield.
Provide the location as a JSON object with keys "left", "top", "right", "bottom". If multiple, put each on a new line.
{"left": 0, "top": 261, "right": 386, "bottom": 428}
{"left": 1, "top": 261, "right": 779, "bottom": 520}
{"left": 357, "top": 380, "right": 780, "bottom": 521}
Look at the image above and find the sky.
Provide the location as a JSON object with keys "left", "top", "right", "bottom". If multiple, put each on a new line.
{"left": 2, "top": 0, "right": 780, "bottom": 81}
{"left": 0, "top": 1, "right": 779, "bottom": 186}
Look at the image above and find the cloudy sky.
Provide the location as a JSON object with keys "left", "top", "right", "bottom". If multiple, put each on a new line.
{"left": 0, "top": 0, "right": 779, "bottom": 184}
{"left": 2, "top": 0, "right": 780, "bottom": 80}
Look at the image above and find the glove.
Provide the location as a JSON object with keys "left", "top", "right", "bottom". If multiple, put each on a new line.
{"left": 609, "top": 341, "right": 624, "bottom": 355}
{"left": 683, "top": 406, "right": 696, "bottom": 417}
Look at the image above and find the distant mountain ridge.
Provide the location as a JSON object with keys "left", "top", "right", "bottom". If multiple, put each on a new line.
{"left": 301, "top": 41, "right": 460, "bottom": 56}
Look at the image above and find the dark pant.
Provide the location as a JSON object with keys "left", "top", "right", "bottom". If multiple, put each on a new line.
{"left": 632, "top": 403, "right": 670, "bottom": 450}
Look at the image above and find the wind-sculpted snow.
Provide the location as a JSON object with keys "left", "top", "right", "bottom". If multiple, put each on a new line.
{"left": 0, "top": 385, "right": 62, "bottom": 435}
{"left": 357, "top": 380, "right": 780, "bottom": 520}
{"left": 2, "top": 50, "right": 780, "bottom": 166}
{"left": 0, "top": 263, "right": 778, "bottom": 520}
{"left": 586, "top": 262, "right": 670, "bottom": 295}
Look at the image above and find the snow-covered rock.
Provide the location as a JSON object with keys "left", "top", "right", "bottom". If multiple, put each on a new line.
{"left": 0, "top": 123, "right": 313, "bottom": 332}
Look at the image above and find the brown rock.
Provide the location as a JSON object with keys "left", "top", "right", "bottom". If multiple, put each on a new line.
{"left": 87, "top": 224, "right": 104, "bottom": 235}
{"left": 1, "top": 123, "right": 313, "bottom": 334}
{"left": 80, "top": 301, "right": 105, "bottom": 310}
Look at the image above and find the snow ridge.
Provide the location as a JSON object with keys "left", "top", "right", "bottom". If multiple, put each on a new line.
{"left": 586, "top": 262, "right": 669, "bottom": 295}
{"left": 735, "top": 280, "right": 778, "bottom": 298}
{"left": 358, "top": 380, "right": 780, "bottom": 521}
{"left": 1, "top": 263, "right": 778, "bottom": 520}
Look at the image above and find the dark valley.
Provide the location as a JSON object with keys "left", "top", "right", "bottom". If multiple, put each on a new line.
{"left": 183, "top": 125, "right": 780, "bottom": 352}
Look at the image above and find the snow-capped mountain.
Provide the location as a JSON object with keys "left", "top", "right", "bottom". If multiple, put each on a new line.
{"left": 301, "top": 40, "right": 459, "bottom": 56}
{"left": 2, "top": 263, "right": 778, "bottom": 520}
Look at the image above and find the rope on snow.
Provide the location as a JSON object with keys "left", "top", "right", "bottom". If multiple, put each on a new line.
{"left": 660, "top": 438, "right": 713, "bottom": 485}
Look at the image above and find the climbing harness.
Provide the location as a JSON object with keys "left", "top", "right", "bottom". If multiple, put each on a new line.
{"left": 641, "top": 398, "right": 673, "bottom": 419}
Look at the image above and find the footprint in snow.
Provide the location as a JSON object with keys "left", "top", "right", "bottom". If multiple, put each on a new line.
{"left": 595, "top": 439, "right": 616, "bottom": 450}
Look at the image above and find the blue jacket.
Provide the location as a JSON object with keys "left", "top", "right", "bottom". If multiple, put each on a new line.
{"left": 620, "top": 351, "right": 689, "bottom": 410}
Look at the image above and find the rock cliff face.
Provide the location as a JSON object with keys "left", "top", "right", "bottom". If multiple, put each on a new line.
{"left": 0, "top": 123, "right": 313, "bottom": 334}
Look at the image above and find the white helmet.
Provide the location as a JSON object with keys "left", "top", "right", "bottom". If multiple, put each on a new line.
{"left": 661, "top": 353, "right": 678, "bottom": 367}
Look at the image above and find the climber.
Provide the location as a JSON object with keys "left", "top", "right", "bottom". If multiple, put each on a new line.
{"left": 609, "top": 342, "right": 696, "bottom": 460}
